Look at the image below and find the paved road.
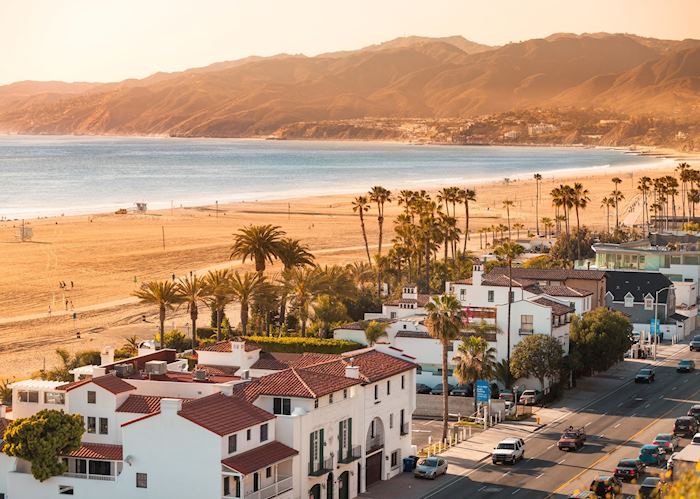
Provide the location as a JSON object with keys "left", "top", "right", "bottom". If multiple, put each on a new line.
{"left": 421, "top": 345, "right": 699, "bottom": 498}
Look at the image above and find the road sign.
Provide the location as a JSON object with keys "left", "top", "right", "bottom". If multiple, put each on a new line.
{"left": 476, "top": 380, "right": 490, "bottom": 402}
{"left": 650, "top": 319, "right": 660, "bottom": 336}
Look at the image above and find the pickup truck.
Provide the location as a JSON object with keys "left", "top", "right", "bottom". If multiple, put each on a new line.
{"left": 558, "top": 428, "right": 586, "bottom": 451}
{"left": 492, "top": 437, "right": 525, "bottom": 465}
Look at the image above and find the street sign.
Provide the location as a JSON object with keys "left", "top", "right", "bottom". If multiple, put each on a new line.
{"left": 650, "top": 319, "right": 660, "bottom": 336}
{"left": 476, "top": 380, "right": 490, "bottom": 402}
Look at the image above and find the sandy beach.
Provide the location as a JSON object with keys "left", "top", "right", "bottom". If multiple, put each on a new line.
{"left": 1, "top": 149, "right": 698, "bottom": 379}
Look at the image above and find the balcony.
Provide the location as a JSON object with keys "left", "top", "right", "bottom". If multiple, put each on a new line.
{"left": 400, "top": 422, "right": 409, "bottom": 436}
{"left": 243, "top": 476, "right": 293, "bottom": 499}
{"left": 308, "top": 457, "right": 333, "bottom": 477}
{"left": 518, "top": 328, "right": 534, "bottom": 336}
{"left": 338, "top": 445, "right": 362, "bottom": 464}
{"left": 63, "top": 472, "right": 116, "bottom": 481}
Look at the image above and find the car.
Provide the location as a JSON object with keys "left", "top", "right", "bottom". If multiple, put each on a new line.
{"left": 687, "top": 404, "right": 700, "bottom": 423}
{"left": 416, "top": 383, "right": 432, "bottom": 394}
{"left": 637, "top": 476, "right": 662, "bottom": 498}
{"left": 568, "top": 492, "right": 597, "bottom": 499}
{"left": 690, "top": 334, "right": 700, "bottom": 351}
{"left": 413, "top": 457, "right": 447, "bottom": 479}
{"left": 450, "top": 384, "right": 473, "bottom": 397}
{"left": 652, "top": 433, "right": 680, "bottom": 454}
{"left": 635, "top": 368, "right": 655, "bottom": 383}
{"left": 588, "top": 476, "right": 622, "bottom": 497}
{"left": 674, "top": 416, "right": 699, "bottom": 437}
{"left": 492, "top": 437, "right": 525, "bottom": 464}
{"left": 692, "top": 432, "right": 700, "bottom": 445}
{"left": 519, "top": 389, "right": 542, "bottom": 405}
{"left": 430, "top": 384, "right": 455, "bottom": 396}
{"left": 613, "top": 458, "right": 644, "bottom": 481}
{"left": 638, "top": 444, "right": 667, "bottom": 467}
{"left": 677, "top": 359, "right": 695, "bottom": 373}
{"left": 558, "top": 427, "right": 586, "bottom": 451}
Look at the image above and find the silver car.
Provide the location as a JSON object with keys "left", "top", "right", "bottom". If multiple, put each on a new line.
{"left": 690, "top": 334, "right": 700, "bottom": 351}
{"left": 413, "top": 457, "right": 448, "bottom": 479}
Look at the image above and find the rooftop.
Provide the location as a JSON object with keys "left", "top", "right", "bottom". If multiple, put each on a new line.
{"left": 222, "top": 441, "right": 298, "bottom": 475}
{"left": 531, "top": 297, "right": 576, "bottom": 316}
{"left": 198, "top": 340, "right": 261, "bottom": 353}
{"left": 10, "top": 379, "right": 65, "bottom": 390}
{"left": 116, "top": 394, "right": 193, "bottom": 414}
{"left": 57, "top": 374, "right": 136, "bottom": 395}
{"left": 604, "top": 271, "right": 673, "bottom": 302}
{"left": 235, "top": 367, "right": 362, "bottom": 402}
{"left": 66, "top": 443, "right": 123, "bottom": 461}
{"left": 489, "top": 267, "right": 606, "bottom": 281}
{"left": 178, "top": 393, "right": 275, "bottom": 436}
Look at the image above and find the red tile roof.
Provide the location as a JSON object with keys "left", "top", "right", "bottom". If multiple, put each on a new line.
{"left": 539, "top": 285, "right": 592, "bottom": 297}
{"left": 178, "top": 393, "right": 274, "bottom": 436}
{"left": 199, "top": 340, "right": 261, "bottom": 353}
{"left": 221, "top": 441, "right": 298, "bottom": 475}
{"left": 57, "top": 374, "right": 136, "bottom": 395}
{"left": 489, "top": 267, "right": 606, "bottom": 281}
{"left": 195, "top": 364, "right": 239, "bottom": 376}
{"left": 66, "top": 443, "right": 123, "bottom": 461}
{"left": 102, "top": 349, "right": 178, "bottom": 371}
{"left": 249, "top": 352, "right": 343, "bottom": 371}
{"left": 237, "top": 367, "right": 361, "bottom": 402}
{"left": 532, "top": 297, "right": 575, "bottom": 315}
{"left": 116, "top": 394, "right": 193, "bottom": 414}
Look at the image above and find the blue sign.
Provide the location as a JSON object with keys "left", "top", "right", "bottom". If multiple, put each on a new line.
{"left": 650, "top": 319, "right": 660, "bottom": 335}
{"left": 476, "top": 380, "right": 490, "bottom": 402}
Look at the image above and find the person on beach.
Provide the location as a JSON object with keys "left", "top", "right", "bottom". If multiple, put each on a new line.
{"left": 48, "top": 306, "right": 51, "bottom": 316}
{"left": 70, "top": 281, "right": 74, "bottom": 288}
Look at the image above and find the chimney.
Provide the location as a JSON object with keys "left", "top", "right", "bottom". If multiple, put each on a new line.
{"left": 472, "top": 261, "right": 483, "bottom": 286}
{"left": 345, "top": 365, "right": 360, "bottom": 379}
{"left": 92, "top": 367, "right": 107, "bottom": 377}
{"left": 160, "top": 398, "right": 183, "bottom": 416}
{"left": 219, "top": 384, "right": 234, "bottom": 396}
{"left": 100, "top": 346, "right": 114, "bottom": 366}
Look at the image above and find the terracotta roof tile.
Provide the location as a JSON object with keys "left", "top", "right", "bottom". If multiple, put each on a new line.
{"left": 66, "top": 443, "right": 123, "bottom": 461}
{"left": 540, "top": 285, "right": 592, "bottom": 297}
{"left": 489, "top": 267, "right": 606, "bottom": 281}
{"left": 532, "top": 297, "right": 575, "bottom": 315}
{"left": 236, "top": 367, "right": 360, "bottom": 402}
{"left": 199, "top": 340, "right": 260, "bottom": 353}
{"left": 57, "top": 374, "right": 136, "bottom": 395}
{"left": 222, "top": 441, "right": 298, "bottom": 475}
{"left": 178, "top": 393, "right": 274, "bottom": 436}
{"left": 195, "top": 364, "right": 239, "bottom": 376}
{"left": 116, "top": 394, "right": 193, "bottom": 414}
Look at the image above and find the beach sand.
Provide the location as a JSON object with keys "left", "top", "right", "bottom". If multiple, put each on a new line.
{"left": 1, "top": 153, "right": 698, "bottom": 379}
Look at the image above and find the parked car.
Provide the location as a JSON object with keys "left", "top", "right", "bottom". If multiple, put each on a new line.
{"left": 638, "top": 444, "right": 667, "bottom": 467}
{"left": 589, "top": 476, "right": 622, "bottom": 497}
{"left": 692, "top": 432, "right": 700, "bottom": 445}
{"left": 558, "top": 427, "right": 586, "bottom": 451}
{"left": 674, "top": 416, "right": 699, "bottom": 437}
{"left": 635, "top": 368, "right": 656, "bottom": 383}
{"left": 652, "top": 433, "right": 680, "bottom": 454}
{"left": 519, "top": 389, "right": 542, "bottom": 405}
{"left": 450, "top": 384, "right": 473, "bottom": 397}
{"left": 677, "top": 359, "right": 695, "bottom": 373}
{"left": 430, "top": 384, "right": 455, "bottom": 396}
{"left": 416, "top": 383, "right": 432, "bottom": 394}
{"left": 413, "top": 457, "right": 447, "bottom": 479}
{"left": 637, "top": 476, "right": 662, "bottom": 498}
{"left": 687, "top": 404, "right": 700, "bottom": 423}
{"left": 492, "top": 437, "right": 525, "bottom": 464}
{"left": 689, "top": 334, "right": 700, "bottom": 351}
{"left": 568, "top": 492, "right": 597, "bottom": 499}
{"left": 613, "top": 458, "right": 644, "bottom": 481}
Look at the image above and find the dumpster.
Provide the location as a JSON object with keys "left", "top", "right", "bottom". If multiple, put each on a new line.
{"left": 403, "top": 456, "right": 418, "bottom": 472}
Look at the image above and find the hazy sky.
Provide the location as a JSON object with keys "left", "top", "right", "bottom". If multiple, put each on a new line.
{"left": 1, "top": 0, "right": 698, "bottom": 85}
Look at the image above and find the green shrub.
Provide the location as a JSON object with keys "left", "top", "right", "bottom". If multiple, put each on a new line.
{"left": 154, "top": 330, "right": 190, "bottom": 352}
{"left": 245, "top": 336, "right": 361, "bottom": 354}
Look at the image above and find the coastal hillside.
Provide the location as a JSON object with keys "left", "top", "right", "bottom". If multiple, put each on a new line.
{"left": 0, "top": 33, "right": 699, "bottom": 137}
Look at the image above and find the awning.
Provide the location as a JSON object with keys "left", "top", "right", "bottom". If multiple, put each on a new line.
{"left": 221, "top": 441, "right": 297, "bottom": 475}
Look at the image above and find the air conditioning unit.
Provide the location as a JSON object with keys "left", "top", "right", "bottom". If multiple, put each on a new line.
{"left": 144, "top": 361, "right": 167, "bottom": 375}
{"left": 114, "top": 364, "right": 134, "bottom": 378}
{"left": 193, "top": 369, "right": 209, "bottom": 381}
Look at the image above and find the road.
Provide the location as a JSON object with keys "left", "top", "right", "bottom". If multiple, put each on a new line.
{"left": 421, "top": 345, "right": 699, "bottom": 498}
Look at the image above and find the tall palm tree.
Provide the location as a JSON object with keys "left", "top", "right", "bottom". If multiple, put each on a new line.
{"left": 677, "top": 163, "right": 691, "bottom": 221}
{"left": 611, "top": 177, "right": 623, "bottom": 229}
{"left": 230, "top": 271, "right": 266, "bottom": 336}
{"left": 364, "top": 320, "right": 388, "bottom": 346}
{"left": 460, "top": 188, "right": 476, "bottom": 251}
{"left": 369, "top": 186, "right": 392, "bottom": 295}
{"left": 541, "top": 217, "right": 553, "bottom": 238}
{"left": 230, "top": 224, "right": 285, "bottom": 272}
{"left": 512, "top": 223, "right": 525, "bottom": 239}
{"left": 282, "top": 266, "right": 324, "bottom": 336}
{"left": 534, "top": 173, "right": 542, "bottom": 236}
{"left": 352, "top": 196, "right": 373, "bottom": 265}
{"left": 133, "top": 280, "right": 182, "bottom": 350}
{"left": 502, "top": 200, "right": 515, "bottom": 238}
{"left": 176, "top": 274, "right": 207, "bottom": 351}
{"left": 572, "top": 182, "right": 590, "bottom": 260}
{"left": 425, "top": 295, "right": 463, "bottom": 441}
{"left": 600, "top": 197, "right": 611, "bottom": 234}
{"left": 276, "top": 238, "right": 314, "bottom": 271}
{"left": 453, "top": 336, "right": 497, "bottom": 413}
{"left": 203, "top": 269, "right": 234, "bottom": 341}
{"left": 493, "top": 241, "right": 524, "bottom": 387}
{"left": 637, "top": 177, "right": 652, "bottom": 231}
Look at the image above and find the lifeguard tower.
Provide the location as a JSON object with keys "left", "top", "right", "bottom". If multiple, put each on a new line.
{"left": 135, "top": 202, "right": 148, "bottom": 213}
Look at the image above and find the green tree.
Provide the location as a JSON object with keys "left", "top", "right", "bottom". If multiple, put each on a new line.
{"left": 611, "top": 177, "right": 623, "bottom": 229}
{"left": 230, "top": 271, "right": 266, "bottom": 336}
{"left": 425, "top": 295, "right": 463, "bottom": 441}
{"left": 453, "top": 336, "right": 496, "bottom": 413}
{"left": 510, "top": 334, "right": 564, "bottom": 393}
{"left": 2, "top": 410, "right": 84, "bottom": 481}
{"left": 369, "top": 186, "right": 392, "bottom": 294}
{"left": 176, "top": 274, "right": 208, "bottom": 351}
{"left": 493, "top": 359, "right": 512, "bottom": 389}
{"left": 569, "top": 308, "right": 633, "bottom": 375}
{"left": 154, "top": 329, "right": 190, "bottom": 352}
{"left": 42, "top": 349, "right": 101, "bottom": 382}
{"left": 312, "top": 294, "right": 349, "bottom": 337}
{"left": 203, "top": 269, "right": 234, "bottom": 341}
{"left": 282, "top": 266, "right": 325, "bottom": 336}
{"left": 133, "top": 280, "right": 182, "bottom": 350}
{"left": 363, "top": 320, "right": 388, "bottom": 346}
{"left": 230, "top": 224, "right": 285, "bottom": 272}
{"left": 352, "top": 196, "right": 373, "bottom": 265}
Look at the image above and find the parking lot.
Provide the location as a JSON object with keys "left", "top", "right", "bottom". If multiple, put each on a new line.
{"left": 412, "top": 418, "right": 483, "bottom": 451}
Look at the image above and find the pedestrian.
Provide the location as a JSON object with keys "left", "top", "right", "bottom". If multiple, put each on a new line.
{"left": 65, "top": 298, "right": 69, "bottom": 310}
{"left": 48, "top": 306, "right": 52, "bottom": 316}
{"left": 70, "top": 281, "right": 74, "bottom": 288}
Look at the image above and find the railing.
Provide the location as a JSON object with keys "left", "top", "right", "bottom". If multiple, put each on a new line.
{"left": 63, "top": 472, "right": 116, "bottom": 481}
{"left": 245, "top": 476, "right": 294, "bottom": 499}
{"left": 308, "top": 457, "right": 333, "bottom": 476}
{"left": 401, "top": 422, "right": 410, "bottom": 436}
{"left": 518, "top": 328, "right": 534, "bottom": 335}
{"left": 338, "top": 445, "right": 362, "bottom": 464}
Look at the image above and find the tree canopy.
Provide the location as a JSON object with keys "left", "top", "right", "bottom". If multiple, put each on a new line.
{"left": 569, "top": 308, "right": 633, "bottom": 374}
{"left": 510, "top": 334, "right": 564, "bottom": 391}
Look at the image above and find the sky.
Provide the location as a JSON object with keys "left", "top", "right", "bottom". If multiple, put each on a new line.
{"left": 1, "top": 0, "right": 699, "bottom": 85}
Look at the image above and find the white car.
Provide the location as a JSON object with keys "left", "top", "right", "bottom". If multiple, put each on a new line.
{"left": 691, "top": 433, "right": 700, "bottom": 445}
{"left": 492, "top": 437, "right": 525, "bottom": 465}
{"left": 519, "top": 389, "right": 542, "bottom": 405}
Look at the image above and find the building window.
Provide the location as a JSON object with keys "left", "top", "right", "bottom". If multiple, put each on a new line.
{"left": 644, "top": 296, "right": 653, "bottom": 311}
{"left": 389, "top": 413, "right": 394, "bottom": 429}
{"left": 18, "top": 391, "right": 39, "bottom": 403}
{"left": 228, "top": 434, "right": 237, "bottom": 453}
{"left": 136, "top": 473, "right": 147, "bottom": 488}
{"left": 391, "top": 450, "right": 400, "bottom": 468}
{"left": 310, "top": 429, "right": 324, "bottom": 472}
{"left": 374, "top": 385, "right": 379, "bottom": 400}
{"left": 390, "top": 312, "right": 397, "bottom": 319}
{"left": 260, "top": 424, "right": 268, "bottom": 442}
{"left": 487, "top": 290, "right": 494, "bottom": 303}
{"left": 387, "top": 380, "right": 391, "bottom": 395}
{"left": 401, "top": 375, "right": 405, "bottom": 390}
{"left": 87, "top": 391, "right": 96, "bottom": 404}
{"left": 343, "top": 388, "right": 348, "bottom": 399}
{"left": 520, "top": 315, "right": 534, "bottom": 333}
{"left": 58, "top": 486, "right": 74, "bottom": 495}
{"left": 416, "top": 366, "right": 422, "bottom": 374}
{"left": 314, "top": 399, "right": 319, "bottom": 409}
{"left": 459, "top": 289, "right": 466, "bottom": 299}
{"left": 624, "top": 293, "right": 634, "bottom": 308}
{"left": 370, "top": 420, "right": 376, "bottom": 438}
{"left": 339, "top": 418, "right": 351, "bottom": 457}
{"left": 273, "top": 397, "right": 291, "bottom": 415}
{"left": 329, "top": 393, "right": 334, "bottom": 404}
{"left": 246, "top": 429, "right": 251, "bottom": 441}
{"left": 266, "top": 466, "right": 272, "bottom": 479}
{"left": 87, "top": 417, "right": 96, "bottom": 434}
{"left": 99, "top": 418, "right": 108, "bottom": 435}
{"left": 88, "top": 461, "right": 111, "bottom": 476}
{"left": 44, "top": 392, "right": 65, "bottom": 404}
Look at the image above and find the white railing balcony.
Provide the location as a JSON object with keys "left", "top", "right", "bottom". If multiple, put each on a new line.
{"left": 63, "top": 472, "right": 116, "bottom": 481}
{"left": 243, "top": 476, "right": 293, "bottom": 499}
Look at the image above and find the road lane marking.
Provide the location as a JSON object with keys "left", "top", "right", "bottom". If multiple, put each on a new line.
{"left": 614, "top": 423, "right": 621, "bottom": 428}
{"left": 511, "top": 489, "right": 521, "bottom": 495}
{"left": 617, "top": 402, "right": 624, "bottom": 407}
{"left": 559, "top": 458, "right": 566, "bottom": 464}
{"left": 503, "top": 471, "right": 511, "bottom": 477}
{"left": 672, "top": 386, "right": 677, "bottom": 390}
{"left": 536, "top": 473, "right": 544, "bottom": 479}
{"left": 645, "top": 404, "right": 650, "bottom": 408}
{"left": 478, "top": 486, "right": 486, "bottom": 492}
{"left": 585, "top": 422, "right": 591, "bottom": 427}
{"left": 659, "top": 395, "right": 664, "bottom": 399}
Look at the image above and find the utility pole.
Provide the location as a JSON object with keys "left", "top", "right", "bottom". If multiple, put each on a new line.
{"left": 161, "top": 226, "right": 165, "bottom": 250}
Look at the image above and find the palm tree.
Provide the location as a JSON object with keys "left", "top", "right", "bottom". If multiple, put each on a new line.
{"left": 282, "top": 266, "right": 324, "bottom": 336}
{"left": 369, "top": 186, "right": 392, "bottom": 295}
{"left": 453, "top": 336, "right": 497, "bottom": 413}
{"left": 364, "top": 320, "right": 388, "bottom": 346}
{"left": 502, "top": 200, "right": 515, "bottom": 238}
{"left": 460, "top": 188, "right": 476, "bottom": 251}
{"left": 611, "top": 177, "right": 623, "bottom": 229}
{"left": 534, "top": 173, "right": 542, "bottom": 236}
{"left": 230, "top": 224, "right": 285, "bottom": 272}
{"left": 352, "top": 196, "right": 373, "bottom": 265}
{"left": 572, "top": 182, "right": 590, "bottom": 260}
{"left": 541, "top": 217, "right": 553, "bottom": 238}
{"left": 133, "top": 280, "right": 182, "bottom": 350}
{"left": 637, "top": 177, "right": 652, "bottom": 231}
{"left": 513, "top": 223, "right": 525, "bottom": 239}
{"left": 493, "top": 241, "right": 524, "bottom": 387}
{"left": 677, "top": 163, "right": 691, "bottom": 220}
{"left": 230, "top": 271, "right": 265, "bottom": 336}
{"left": 425, "top": 295, "right": 463, "bottom": 441}
{"left": 277, "top": 238, "right": 314, "bottom": 271}
{"left": 600, "top": 197, "right": 611, "bottom": 234}
{"left": 203, "top": 269, "right": 234, "bottom": 341}
{"left": 493, "top": 359, "right": 512, "bottom": 390}
{"left": 176, "top": 274, "right": 207, "bottom": 351}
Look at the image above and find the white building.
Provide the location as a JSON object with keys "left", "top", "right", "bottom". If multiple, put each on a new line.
{"left": 0, "top": 341, "right": 416, "bottom": 499}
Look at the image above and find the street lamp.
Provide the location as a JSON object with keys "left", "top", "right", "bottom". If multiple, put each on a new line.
{"left": 653, "top": 285, "right": 673, "bottom": 360}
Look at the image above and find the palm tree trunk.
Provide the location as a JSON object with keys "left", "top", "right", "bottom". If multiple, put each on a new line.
{"left": 425, "top": 239, "right": 431, "bottom": 294}
{"left": 240, "top": 301, "right": 249, "bottom": 336}
{"left": 575, "top": 205, "right": 581, "bottom": 261}
{"left": 216, "top": 307, "right": 222, "bottom": 341}
{"left": 159, "top": 305, "right": 166, "bottom": 350}
{"left": 441, "top": 342, "right": 449, "bottom": 442}
{"left": 190, "top": 305, "right": 198, "bottom": 352}
{"left": 535, "top": 181, "right": 540, "bottom": 236}
{"left": 359, "top": 213, "right": 372, "bottom": 265}
{"left": 463, "top": 201, "right": 470, "bottom": 251}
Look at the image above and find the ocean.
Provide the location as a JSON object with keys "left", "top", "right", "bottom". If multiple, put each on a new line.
{"left": 0, "top": 135, "right": 671, "bottom": 219}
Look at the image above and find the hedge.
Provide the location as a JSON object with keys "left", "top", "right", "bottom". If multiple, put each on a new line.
{"left": 244, "top": 336, "right": 362, "bottom": 354}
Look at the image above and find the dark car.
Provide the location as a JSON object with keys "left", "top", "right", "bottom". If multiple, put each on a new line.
{"left": 690, "top": 334, "right": 700, "bottom": 351}
{"left": 639, "top": 444, "right": 667, "bottom": 467}
{"left": 687, "top": 404, "right": 700, "bottom": 423}
{"left": 589, "top": 475, "right": 622, "bottom": 497}
{"left": 674, "top": 416, "right": 699, "bottom": 437}
{"left": 450, "top": 384, "right": 473, "bottom": 397}
{"left": 416, "top": 383, "right": 432, "bottom": 394}
{"left": 635, "top": 368, "right": 655, "bottom": 383}
{"left": 638, "top": 476, "right": 662, "bottom": 498}
{"left": 613, "top": 458, "right": 644, "bottom": 481}
{"left": 677, "top": 359, "right": 696, "bottom": 373}
{"left": 652, "top": 433, "right": 679, "bottom": 454}
{"left": 431, "top": 384, "right": 455, "bottom": 396}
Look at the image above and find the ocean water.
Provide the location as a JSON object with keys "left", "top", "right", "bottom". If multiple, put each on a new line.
{"left": 0, "top": 135, "right": 671, "bottom": 219}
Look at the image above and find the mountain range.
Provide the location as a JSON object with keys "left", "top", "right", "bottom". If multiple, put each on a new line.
{"left": 0, "top": 33, "right": 699, "bottom": 137}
